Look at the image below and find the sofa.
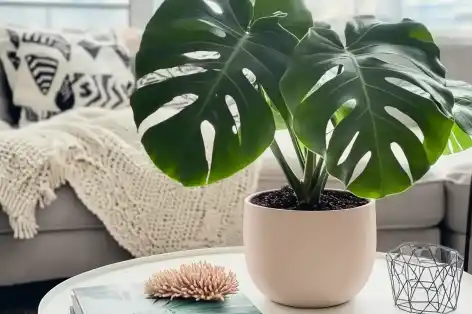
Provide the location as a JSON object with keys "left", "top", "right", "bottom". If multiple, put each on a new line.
{"left": 1, "top": 34, "right": 472, "bottom": 286}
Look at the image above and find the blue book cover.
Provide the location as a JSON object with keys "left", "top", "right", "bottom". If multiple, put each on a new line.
{"left": 72, "top": 283, "right": 261, "bottom": 314}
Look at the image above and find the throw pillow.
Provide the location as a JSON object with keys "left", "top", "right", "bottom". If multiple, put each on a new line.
{"left": 0, "top": 60, "right": 13, "bottom": 124}
{"left": 0, "top": 27, "right": 135, "bottom": 125}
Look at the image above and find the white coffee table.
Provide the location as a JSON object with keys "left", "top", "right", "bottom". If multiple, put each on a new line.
{"left": 39, "top": 246, "right": 472, "bottom": 314}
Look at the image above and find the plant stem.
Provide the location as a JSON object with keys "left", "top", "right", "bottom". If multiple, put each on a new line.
{"left": 302, "top": 151, "right": 315, "bottom": 201}
{"left": 288, "top": 129, "right": 305, "bottom": 171}
{"left": 309, "top": 157, "right": 323, "bottom": 190}
{"left": 310, "top": 163, "right": 329, "bottom": 204}
{"left": 270, "top": 141, "right": 303, "bottom": 198}
{"left": 307, "top": 109, "right": 340, "bottom": 205}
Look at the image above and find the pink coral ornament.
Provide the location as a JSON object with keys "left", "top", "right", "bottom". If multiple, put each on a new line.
{"left": 145, "top": 261, "right": 239, "bottom": 301}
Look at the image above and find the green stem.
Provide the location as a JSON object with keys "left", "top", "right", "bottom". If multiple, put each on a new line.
{"left": 288, "top": 129, "right": 305, "bottom": 171}
{"left": 309, "top": 157, "right": 324, "bottom": 191}
{"left": 310, "top": 164, "right": 329, "bottom": 205}
{"left": 302, "top": 151, "right": 315, "bottom": 201}
{"left": 307, "top": 99, "right": 341, "bottom": 206}
{"left": 270, "top": 141, "right": 303, "bottom": 199}
{"left": 260, "top": 85, "right": 305, "bottom": 170}
{"left": 303, "top": 151, "right": 315, "bottom": 184}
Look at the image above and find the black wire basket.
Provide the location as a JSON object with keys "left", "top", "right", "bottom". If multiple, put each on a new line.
{"left": 386, "top": 243, "right": 464, "bottom": 314}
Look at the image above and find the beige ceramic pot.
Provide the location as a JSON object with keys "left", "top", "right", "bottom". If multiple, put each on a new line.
{"left": 243, "top": 190, "right": 376, "bottom": 308}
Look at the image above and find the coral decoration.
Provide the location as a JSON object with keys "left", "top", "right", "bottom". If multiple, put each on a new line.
{"left": 145, "top": 261, "right": 239, "bottom": 301}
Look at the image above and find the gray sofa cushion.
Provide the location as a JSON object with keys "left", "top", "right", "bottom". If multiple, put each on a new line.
{"left": 0, "top": 229, "right": 131, "bottom": 285}
{"left": 0, "top": 185, "right": 104, "bottom": 235}
{"left": 0, "top": 185, "right": 132, "bottom": 285}
{"left": 445, "top": 177, "right": 471, "bottom": 234}
{"left": 437, "top": 149, "right": 472, "bottom": 234}
{"left": 373, "top": 182, "right": 445, "bottom": 230}
{"left": 378, "top": 228, "right": 440, "bottom": 252}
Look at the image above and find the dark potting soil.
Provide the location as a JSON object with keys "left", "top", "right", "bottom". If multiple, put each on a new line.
{"left": 251, "top": 186, "right": 368, "bottom": 211}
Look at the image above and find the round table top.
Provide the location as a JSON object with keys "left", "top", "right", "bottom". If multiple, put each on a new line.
{"left": 39, "top": 246, "right": 472, "bottom": 314}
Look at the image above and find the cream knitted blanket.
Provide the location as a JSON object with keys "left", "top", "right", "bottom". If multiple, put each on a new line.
{"left": 0, "top": 108, "right": 260, "bottom": 257}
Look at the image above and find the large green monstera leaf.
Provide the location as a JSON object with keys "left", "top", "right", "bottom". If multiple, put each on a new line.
{"left": 281, "top": 18, "right": 456, "bottom": 198}
{"left": 131, "top": 0, "right": 299, "bottom": 186}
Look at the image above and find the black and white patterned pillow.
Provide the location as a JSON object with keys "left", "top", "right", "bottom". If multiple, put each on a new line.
{"left": 0, "top": 28, "right": 134, "bottom": 125}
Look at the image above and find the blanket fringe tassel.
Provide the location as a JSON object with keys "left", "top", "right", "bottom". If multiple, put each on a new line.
{"left": 5, "top": 157, "right": 67, "bottom": 239}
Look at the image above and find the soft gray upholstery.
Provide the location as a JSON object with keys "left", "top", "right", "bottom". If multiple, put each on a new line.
{"left": 0, "top": 186, "right": 107, "bottom": 234}
{"left": 445, "top": 180, "right": 470, "bottom": 234}
{"left": 0, "top": 229, "right": 131, "bottom": 286}
{"left": 378, "top": 229, "right": 440, "bottom": 252}
{"left": 369, "top": 182, "right": 445, "bottom": 230}
{"left": 0, "top": 186, "right": 131, "bottom": 286}
{"left": 444, "top": 177, "right": 472, "bottom": 270}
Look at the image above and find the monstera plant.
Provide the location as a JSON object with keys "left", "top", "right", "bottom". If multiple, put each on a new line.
{"left": 131, "top": 0, "right": 472, "bottom": 308}
{"left": 131, "top": 0, "right": 472, "bottom": 206}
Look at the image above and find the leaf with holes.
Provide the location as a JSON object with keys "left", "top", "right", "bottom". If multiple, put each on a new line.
{"left": 373, "top": 77, "right": 472, "bottom": 155}
{"left": 444, "top": 124, "right": 472, "bottom": 155}
{"left": 281, "top": 17, "right": 455, "bottom": 198}
{"left": 131, "top": 0, "right": 298, "bottom": 186}
{"left": 447, "top": 80, "right": 472, "bottom": 134}
{"left": 442, "top": 80, "right": 472, "bottom": 154}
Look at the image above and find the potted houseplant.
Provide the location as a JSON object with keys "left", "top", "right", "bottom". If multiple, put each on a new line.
{"left": 130, "top": 0, "right": 472, "bottom": 308}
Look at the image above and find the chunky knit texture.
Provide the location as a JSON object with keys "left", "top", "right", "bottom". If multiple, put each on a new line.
{"left": 0, "top": 108, "right": 260, "bottom": 257}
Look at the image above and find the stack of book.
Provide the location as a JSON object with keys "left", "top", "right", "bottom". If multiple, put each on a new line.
{"left": 70, "top": 283, "right": 261, "bottom": 314}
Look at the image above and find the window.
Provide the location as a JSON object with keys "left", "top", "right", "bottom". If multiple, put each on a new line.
{"left": 376, "top": 0, "right": 472, "bottom": 33}
{"left": 1, "top": 0, "right": 471, "bottom": 32}
{"left": 300, "top": 0, "right": 472, "bottom": 34}
{"left": 0, "top": 0, "right": 156, "bottom": 29}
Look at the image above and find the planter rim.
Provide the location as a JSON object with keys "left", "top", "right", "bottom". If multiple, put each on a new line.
{"left": 245, "top": 189, "right": 374, "bottom": 213}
